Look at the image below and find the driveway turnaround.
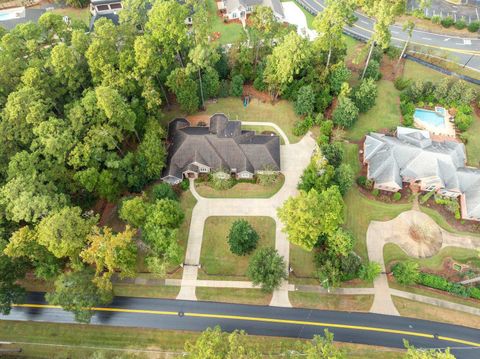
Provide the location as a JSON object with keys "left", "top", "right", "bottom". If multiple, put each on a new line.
{"left": 4, "top": 292, "right": 480, "bottom": 359}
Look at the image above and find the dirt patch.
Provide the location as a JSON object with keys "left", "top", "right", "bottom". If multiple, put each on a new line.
{"left": 243, "top": 84, "right": 271, "bottom": 103}
{"left": 380, "top": 55, "right": 402, "bottom": 81}
{"left": 95, "top": 199, "right": 126, "bottom": 233}
{"left": 185, "top": 114, "right": 211, "bottom": 126}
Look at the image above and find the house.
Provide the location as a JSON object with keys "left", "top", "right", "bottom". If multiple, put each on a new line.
{"left": 363, "top": 127, "right": 480, "bottom": 221}
{"left": 162, "top": 114, "right": 281, "bottom": 184}
{"left": 217, "top": 0, "right": 284, "bottom": 21}
{"left": 89, "top": 0, "right": 193, "bottom": 32}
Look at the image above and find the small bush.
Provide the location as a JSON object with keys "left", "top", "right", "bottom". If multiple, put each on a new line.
{"left": 356, "top": 176, "right": 367, "bottom": 187}
{"left": 293, "top": 119, "right": 312, "bottom": 136}
{"left": 394, "top": 77, "right": 410, "bottom": 91}
{"left": 468, "top": 21, "right": 480, "bottom": 33}
{"left": 392, "top": 261, "right": 419, "bottom": 286}
{"left": 363, "top": 59, "right": 381, "bottom": 81}
{"left": 152, "top": 183, "right": 178, "bottom": 201}
{"left": 454, "top": 19, "right": 467, "bottom": 30}
{"left": 441, "top": 17, "right": 455, "bottom": 28}
{"left": 257, "top": 172, "right": 279, "bottom": 186}
{"left": 419, "top": 190, "right": 435, "bottom": 204}
{"left": 392, "top": 192, "right": 401, "bottom": 201}
{"left": 210, "top": 172, "right": 235, "bottom": 190}
{"left": 371, "top": 188, "right": 380, "bottom": 197}
{"left": 180, "top": 179, "right": 190, "bottom": 191}
{"left": 230, "top": 74, "right": 244, "bottom": 97}
{"left": 431, "top": 15, "right": 441, "bottom": 24}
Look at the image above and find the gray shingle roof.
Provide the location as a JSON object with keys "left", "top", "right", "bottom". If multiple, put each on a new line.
{"left": 163, "top": 115, "right": 280, "bottom": 180}
{"left": 365, "top": 127, "right": 480, "bottom": 219}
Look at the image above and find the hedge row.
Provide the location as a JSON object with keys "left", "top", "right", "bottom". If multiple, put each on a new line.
{"left": 418, "top": 273, "right": 480, "bottom": 300}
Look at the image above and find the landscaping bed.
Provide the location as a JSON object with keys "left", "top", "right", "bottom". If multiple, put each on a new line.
{"left": 195, "top": 174, "right": 285, "bottom": 199}
{"left": 198, "top": 216, "right": 275, "bottom": 279}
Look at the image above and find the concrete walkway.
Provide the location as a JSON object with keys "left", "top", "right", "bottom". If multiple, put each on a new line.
{"left": 177, "top": 133, "right": 317, "bottom": 307}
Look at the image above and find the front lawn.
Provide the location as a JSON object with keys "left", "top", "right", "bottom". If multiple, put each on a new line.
{"left": 289, "top": 243, "right": 317, "bottom": 284}
{"left": 164, "top": 97, "right": 302, "bottom": 143}
{"left": 195, "top": 175, "right": 285, "bottom": 199}
{"left": 199, "top": 216, "right": 276, "bottom": 279}
{"left": 347, "top": 80, "right": 401, "bottom": 141}
{"left": 384, "top": 244, "right": 480, "bottom": 272}
{"left": 196, "top": 287, "right": 272, "bottom": 305}
{"left": 290, "top": 292, "right": 374, "bottom": 312}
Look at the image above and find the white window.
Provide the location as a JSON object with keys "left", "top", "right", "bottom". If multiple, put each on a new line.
{"left": 199, "top": 167, "right": 208, "bottom": 173}
{"left": 232, "top": 12, "right": 237, "bottom": 19}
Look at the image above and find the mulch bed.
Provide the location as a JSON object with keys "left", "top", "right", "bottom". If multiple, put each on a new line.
{"left": 243, "top": 84, "right": 271, "bottom": 103}
{"left": 422, "top": 198, "right": 480, "bottom": 233}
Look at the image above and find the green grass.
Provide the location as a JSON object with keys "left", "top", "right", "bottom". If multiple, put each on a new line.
{"left": 466, "top": 111, "right": 480, "bottom": 167}
{"left": 393, "top": 296, "right": 480, "bottom": 330}
{"left": 177, "top": 190, "right": 198, "bottom": 253}
{"left": 289, "top": 244, "right": 317, "bottom": 282}
{"left": 290, "top": 292, "right": 374, "bottom": 312}
{"left": 195, "top": 175, "right": 285, "bottom": 198}
{"left": 343, "top": 142, "right": 361, "bottom": 174}
{"left": 164, "top": 97, "right": 302, "bottom": 143}
{"left": 344, "top": 189, "right": 412, "bottom": 261}
{"left": 420, "top": 206, "right": 480, "bottom": 238}
{"left": 113, "top": 283, "right": 179, "bottom": 299}
{"left": 0, "top": 320, "right": 404, "bottom": 359}
{"left": 51, "top": 7, "right": 90, "bottom": 26}
{"left": 383, "top": 244, "right": 480, "bottom": 271}
{"left": 199, "top": 216, "right": 275, "bottom": 279}
{"left": 196, "top": 287, "right": 272, "bottom": 305}
{"left": 207, "top": 0, "right": 245, "bottom": 45}
{"left": 347, "top": 81, "right": 401, "bottom": 141}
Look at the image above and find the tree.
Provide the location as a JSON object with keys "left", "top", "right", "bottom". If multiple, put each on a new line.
{"left": 392, "top": 261, "right": 419, "bottom": 286}
{"left": 332, "top": 97, "right": 359, "bottom": 128}
{"left": 295, "top": 85, "right": 315, "bottom": 116}
{"left": 328, "top": 62, "right": 351, "bottom": 96}
{"left": 277, "top": 187, "right": 344, "bottom": 251}
{"left": 300, "top": 330, "right": 345, "bottom": 359}
{"left": 36, "top": 206, "right": 97, "bottom": 269}
{"left": 263, "top": 31, "right": 312, "bottom": 100}
{"left": 227, "top": 219, "right": 259, "bottom": 256}
{"left": 298, "top": 162, "right": 335, "bottom": 193}
{"left": 145, "top": 199, "right": 184, "bottom": 229}
{"left": 46, "top": 268, "right": 112, "bottom": 323}
{"left": 326, "top": 228, "right": 354, "bottom": 257}
{"left": 119, "top": 0, "right": 151, "bottom": 30}
{"left": 152, "top": 183, "right": 178, "bottom": 201}
{"left": 166, "top": 68, "right": 199, "bottom": 114}
{"left": 334, "top": 163, "right": 354, "bottom": 195}
{"left": 316, "top": 257, "right": 342, "bottom": 289}
{"left": 353, "top": 78, "right": 377, "bottom": 113}
{"left": 81, "top": 226, "right": 137, "bottom": 290}
{"left": 0, "top": 239, "right": 27, "bottom": 315}
{"left": 119, "top": 196, "right": 148, "bottom": 228}
{"left": 135, "top": 119, "right": 167, "bottom": 185}
{"left": 230, "top": 74, "right": 244, "bottom": 97}
{"left": 320, "top": 142, "right": 344, "bottom": 168}
{"left": 403, "top": 340, "right": 455, "bottom": 359}
{"left": 358, "top": 261, "right": 382, "bottom": 282}
{"left": 184, "top": 326, "right": 261, "bottom": 359}
{"left": 247, "top": 247, "right": 287, "bottom": 292}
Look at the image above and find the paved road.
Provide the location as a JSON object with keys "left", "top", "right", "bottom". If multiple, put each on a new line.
{"left": 299, "top": 0, "right": 480, "bottom": 71}
{"left": 3, "top": 293, "right": 480, "bottom": 358}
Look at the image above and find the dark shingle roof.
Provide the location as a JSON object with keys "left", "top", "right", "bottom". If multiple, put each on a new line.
{"left": 163, "top": 114, "right": 280, "bottom": 180}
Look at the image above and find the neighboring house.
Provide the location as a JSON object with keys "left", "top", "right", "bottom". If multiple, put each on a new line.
{"left": 217, "top": 0, "right": 284, "bottom": 20}
{"left": 364, "top": 127, "right": 480, "bottom": 221}
{"left": 162, "top": 114, "right": 281, "bottom": 184}
{"left": 89, "top": 0, "right": 193, "bottom": 32}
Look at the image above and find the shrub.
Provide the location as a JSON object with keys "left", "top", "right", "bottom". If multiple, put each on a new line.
{"left": 371, "top": 188, "right": 380, "bottom": 197}
{"left": 468, "top": 21, "right": 480, "bottom": 33}
{"left": 454, "top": 19, "right": 467, "bottom": 30}
{"left": 363, "top": 59, "right": 381, "bottom": 81}
{"left": 313, "top": 112, "right": 324, "bottom": 125}
{"left": 320, "top": 142, "right": 344, "bottom": 168}
{"left": 392, "top": 192, "right": 402, "bottom": 201}
{"left": 119, "top": 196, "right": 148, "bottom": 228}
{"left": 328, "top": 62, "right": 351, "bottom": 95}
{"left": 353, "top": 78, "right": 378, "bottom": 113}
{"left": 293, "top": 119, "right": 311, "bottom": 136}
{"left": 394, "top": 77, "right": 410, "bottom": 91}
{"left": 356, "top": 175, "right": 367, "bottom": 187}
{"left": 419, "top": 190, "right": 435, "bottom": 204}
{"left": 218, "top": 80, "right": 230, "bottom": 98}
{"left": 320, "top": 119, "right": 333, "bottom": 138}
{"left": 392, "top": 261, "right": 419, "bottom": 286}
{"left": 332, "top": 97, "right": 359, "bottom": 128}
{"left": 210, "top": 172, "right": 235, "bottom": 190}
{"left": 339, "top": 252, "right": 362, "bottom": 281}
{"left": 431, "top": 15, "right": 441, "bottom": 24}
{"left": 469, "top": 286, "right": 480, "bottom": 300}
{"left": 230, "top": 74, "right": 244, "bottom": 97}
{"left": 151, "top": 183, "right": 178, "bottom": 201}
{"left": 359, "top": 261, "right": 382, "bottom": 282}
{"left": 295, "top": 85, "right": 315, "bottom": 116}
{"left": 441, "top": 17, "right": 455, "bottom": 28}
{"left": 257, "top": 171, "right": 279, "bottom": 186}
{"left": 227, "top": 219, "right": 259, "bottom": 256}
{"left": 247, "top": 247, "right": 287, "bottom": 292}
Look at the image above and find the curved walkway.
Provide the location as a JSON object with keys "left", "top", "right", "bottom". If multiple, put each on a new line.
{"left": 177, "top": 133, "right": 317, "bottom": 307}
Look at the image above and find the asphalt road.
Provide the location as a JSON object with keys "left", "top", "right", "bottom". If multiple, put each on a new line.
{"left": 299, "top": 0, "right": 480, "bottom": 71}
{"left": 2, "top": 293, "right": 480, "bottom": 358}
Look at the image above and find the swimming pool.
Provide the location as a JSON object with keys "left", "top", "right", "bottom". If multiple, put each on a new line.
{"left": 0, "top": 7, "right": 25, "bottom": 22}
{"left": 414, "top": 108, "right": 445, "bottom": 128}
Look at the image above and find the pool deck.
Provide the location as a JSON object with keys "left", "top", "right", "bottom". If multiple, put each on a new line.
{"left": 414, "top": 107, "right": 456, "bottom": 138}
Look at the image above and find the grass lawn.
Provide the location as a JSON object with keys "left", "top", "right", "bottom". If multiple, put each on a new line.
{"left": 393, "top": 296, "right": 480, "bottom": 329}
{"left": 206, "top": 0, "right": 245, "bottom": 45}
{"left": 343, "top": 142, "right": 361, "bottom": 174}
{"left": 113, "top": 283, "right": 179, "bottom": 299}
{"left": 347, "top": 81, "right": 401, "bottom": 141}
{"left": 195, "top": 174, "right": 285, "bottom": 198}
{"left": 403, "top": 59, "right": 480, "bottom": 85}
{"left": 199, "top": 216, "right": 275, "bottom": 279}
{"left": 466, "top": 111, "right": 480, "bottom": 167}
{"left": 0, "top": 320, "right": 405, "bottom": 359}
{"left": 196, "top": 287, "right": 272, "bottom": 305}
{"left": 177, "top": 189, "right": 197, "bottom": 255}
{"left": 290, "top": 244, "right": 317, "bottom": 284}
{"left": 290, "top": 292, "right": 374, "bottom": 312}
{"left": 344, "top": 186, "right": 412, "bottom": 261}
{"left": 164, "top": 97, "right": 302, "bottom": 143}
{"left": 51, "top": 7, "right": 90, "bottom": 26}
{"left": 383, "top": 244, "right": 480, "bottom": 272}
{"left": 420, "top": 206, "right": 480, "bottom": 238}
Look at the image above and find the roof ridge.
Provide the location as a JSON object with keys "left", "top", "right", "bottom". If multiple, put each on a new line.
{"left": 204, "top": 136, "right": 229, "bottom": 169}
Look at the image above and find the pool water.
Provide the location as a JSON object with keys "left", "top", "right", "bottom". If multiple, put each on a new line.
{"left": 414, "top": 108, "right": 445, "bottom": 128}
